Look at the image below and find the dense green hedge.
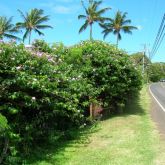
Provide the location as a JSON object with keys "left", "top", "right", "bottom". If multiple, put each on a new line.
{"left": 0, "top": 42, "right": 92, "bottom": 163}
{"left": 148, "top": 62, "right": 165, "bottom": 82}
{"left": 0, "top": 40, "right": 142, "bottom": 164}
{"left": 65, "top": 41, "right": 142, "bottom": 109}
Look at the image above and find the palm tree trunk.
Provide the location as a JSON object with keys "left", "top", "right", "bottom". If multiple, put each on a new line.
{"left": 90, "top": 24, "right": 93, "bottom": 41}
{"left": 29, "top": 30, "right": 31, "bottom": 45}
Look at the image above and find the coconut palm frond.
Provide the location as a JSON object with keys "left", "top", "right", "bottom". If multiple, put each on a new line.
{"left": 79, "top": 21, "right": 88, "bottom": 33}
{"left": 17, "top": 8, "right": 52, "bottom": 44}
{"left": 78, "top": 0, "right": 110, "bottom": 40}
{"left": 100, "top": 10, "right": 137, "bottom": 46}
{"left": 0, "top": 16, "right": 20, "bottom": 40}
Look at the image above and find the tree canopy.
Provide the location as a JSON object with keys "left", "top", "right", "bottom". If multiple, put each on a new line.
{"left": 16, "top": 8, "right": 52, "bottom": 44}
{"left": 78, "top": 0, "right": 111, "bottom": 40}
{"left": 0, "top": 16, "right": 20, "bottom": 40}
{"left": 100, "top": 11, "right": 137, "bottom": 46}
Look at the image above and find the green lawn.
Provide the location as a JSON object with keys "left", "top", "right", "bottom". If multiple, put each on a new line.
{"left": 28, "top": 86, "right": 165, "bottom": 165}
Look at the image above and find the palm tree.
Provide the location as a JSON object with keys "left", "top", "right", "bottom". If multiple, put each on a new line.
{"left": 16, "top": 8, "right": 53, "bottom": 44}
{"left": 0, "top": 16, "right": 20, "bottom": 40}
{"left": 100, "top": 11, "right": 137, "bottom": 46}
{"left": 78, "top": 0, "right": 111, "bottom": 40}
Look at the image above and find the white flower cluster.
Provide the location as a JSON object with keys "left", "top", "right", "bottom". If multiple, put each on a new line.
{"left": 16, "top": 66, "right": 22, "bottom": 70}
{"left": 32, "top": 97, "right": 36, "bottom": 100}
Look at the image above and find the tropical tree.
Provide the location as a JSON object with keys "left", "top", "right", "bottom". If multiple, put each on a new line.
{"left": 100, "top": 11, "right": 137, "bottom": 46}
{"left": 149, "top": 62, "right": 165, "bottom": 82}
{"left": 16, "top": 8, "right": 53, "bottom": 44}
{"left": 78, "top": 0, "right": 111, "bottom": 40}
{"left": 0, "top": 16, "right": 20, "bottom": 40}
{"left": 130, "top": 52, "right": 151, "bottom": 66}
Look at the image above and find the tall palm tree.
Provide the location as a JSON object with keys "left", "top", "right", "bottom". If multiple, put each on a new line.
{"left": 16, "top": 8, "right": 53, "bottom": 44}
{"left": 100, "top": 11, "right": 137, "bottom": 46}
{"left": 0, "top": 16, "right": 20, "bottom": 40}
{"left": 78, "top": 0, "right": 111, "bottom": 40}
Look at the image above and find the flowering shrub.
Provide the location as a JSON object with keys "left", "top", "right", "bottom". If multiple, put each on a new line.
{"left": 65, "top": 40, "right": 142, "bottom": 109}
{"left": 0, "top": 40, "right": 142, "bottom": 163}
{"left": 32, "top": 39, "right": 52, "bottom": 53}
{"left": 0, "top": 42, "right": 93, "bottom": 163}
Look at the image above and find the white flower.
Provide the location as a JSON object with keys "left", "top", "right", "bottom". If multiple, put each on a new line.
{"left": 36, "top": 52, "right": 43, "bottom": 57}
{"left": 11, "top": 57, "right": 15, "bottom": 60}
{"left": 16, "top": 66, "right": 21, "bottom": 70}
{"left": 32, "top": 97, "right": 36, "bottom": 100}
{"left": 48, "top": 58, "right": 54, "bottom": 62}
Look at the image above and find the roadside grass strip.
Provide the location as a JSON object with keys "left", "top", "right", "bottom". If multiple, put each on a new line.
{"left": 28, "top": 86, "right": 165, "bottom": 165}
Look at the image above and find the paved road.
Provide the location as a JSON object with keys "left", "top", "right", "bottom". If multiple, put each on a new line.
{"left": 150, "top": 82, "right": 165, "bottom": 136}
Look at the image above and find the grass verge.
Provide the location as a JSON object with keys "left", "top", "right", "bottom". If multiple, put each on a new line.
{"left": 27, "top": 86, "right": 165, "bottom": 165}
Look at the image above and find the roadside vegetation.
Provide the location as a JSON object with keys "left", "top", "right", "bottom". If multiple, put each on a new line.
{"left": 0, "top": 40, "right": 141, "bottom": 164}
{"left": 25, "top": 86, "right": 165, "bottom": 165}
{"left": 0, "top": 0, "right": 164, "bottom": 164}
{"left": 130, "top": 52, "right": 165, "bottom": 82}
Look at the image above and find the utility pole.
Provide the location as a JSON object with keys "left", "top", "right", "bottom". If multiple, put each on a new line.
{"left": 142, "top": 44, "right": 147, "bottom": 75}
{"left": 141, "top": 44, "right": 151, "bottom": 83}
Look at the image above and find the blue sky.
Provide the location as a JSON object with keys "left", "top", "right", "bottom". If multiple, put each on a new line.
{"left": 1, "top": 0, "right": 165, "bottom": 62}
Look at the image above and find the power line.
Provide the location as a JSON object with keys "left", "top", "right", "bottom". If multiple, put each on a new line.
{"left": 151, "top": 19, "right": 165, "bottom": 56}
{"left": 150, "top": 13, "right": 165, "bottom": 59}
{"left": 153, "top": 31, "right": 165, "bottom": 56}
{"left": 151, "top": 14, "right": 165, "bottom": 54}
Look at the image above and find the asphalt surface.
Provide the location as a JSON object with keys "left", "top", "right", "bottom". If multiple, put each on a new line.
{"left": 150, "top": 82, "right": 165, "bottom": 136}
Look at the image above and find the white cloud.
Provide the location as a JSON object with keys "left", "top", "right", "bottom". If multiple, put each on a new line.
{"left": 40, "top": 2, "right": 80, "bottom": 14}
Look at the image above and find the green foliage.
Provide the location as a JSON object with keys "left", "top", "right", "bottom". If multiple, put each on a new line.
{"left": 130, "top": 52, "right": 151, "bottom": 67}
{"left": 100, "top": 11, "right": 137, "bottom": 46}
{"left": 130, "top": 52, "right": 165, "bottom": 82}
{"left": 51, "top": 42, "right": 67, "bottom": 56}
{"left": 65, "top": 40, "right": 142, "bottom": 109}
{"left": 32, "top": 39, "right": 52, "bottom": 53}
{"left": 78, "top": 0, "right": 111, "bottom": 40}
{"left": 148, "top": 62, "right": 165, "bottom": 82}
{"left": 0, "top": 114, "right": 8, "bottom": 132}
{"left": 129, "top": 52, "right": 151, "bottom": 84}
{"left": 0, "top": 16, "right": 20, "bottom": 41}
{"left": 16, "top": 8, "right": 52, "bottom": 44}
{"left": 0, "top": 40, "right": 142, "bottom": 163}
{"left": 0, "top": 42, "right": 89, "bottom": 163}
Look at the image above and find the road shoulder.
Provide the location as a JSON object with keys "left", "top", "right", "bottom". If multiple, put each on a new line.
{"left": 149, "top": 85, "right": 165, "bottom": 138}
